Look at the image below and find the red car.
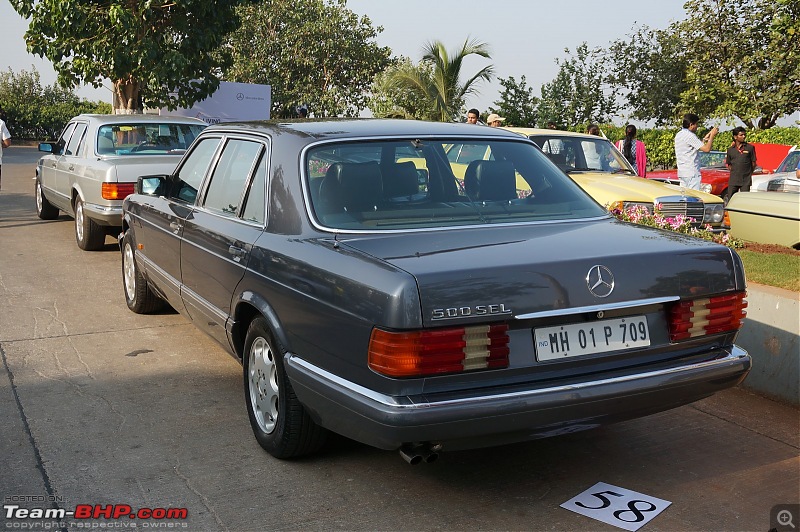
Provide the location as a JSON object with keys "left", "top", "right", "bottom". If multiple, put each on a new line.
{"left": 648, "top": 151, "right": 767, "bottom": 198}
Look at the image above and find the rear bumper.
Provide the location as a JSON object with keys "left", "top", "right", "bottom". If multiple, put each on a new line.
{"left": 286, "top": 346, "right": 751, "bottom": 451}
{"left": 83, "top": 202, "right": 122, "bottom": 226}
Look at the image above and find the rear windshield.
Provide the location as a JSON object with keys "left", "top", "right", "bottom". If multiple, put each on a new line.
{"left": 305, "top": 138, "right": 607, "bottom": 231}
{"left": 96, "top": 123, "right": 206, "bottom": 155}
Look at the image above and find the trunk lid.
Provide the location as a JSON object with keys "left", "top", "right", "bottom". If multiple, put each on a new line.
{"left": 337, "top": 218, "right": 742, "bottom": 328}
{"left": 106, "top": 155, "right": 184, "bottom": 183}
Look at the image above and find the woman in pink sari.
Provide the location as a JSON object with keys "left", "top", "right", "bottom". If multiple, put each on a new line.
{"left": 615, "top": 125, "right": 647, "bottom": 177}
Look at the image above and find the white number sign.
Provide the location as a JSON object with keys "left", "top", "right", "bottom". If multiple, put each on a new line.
{"left": 561, "top": 482, "right": 671, "bottom": 531}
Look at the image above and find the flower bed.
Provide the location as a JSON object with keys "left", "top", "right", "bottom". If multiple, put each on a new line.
{"left": 610, "top": 205, "right": 743, "bottom": 249}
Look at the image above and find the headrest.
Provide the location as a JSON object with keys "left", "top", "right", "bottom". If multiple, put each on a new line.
{"left": 464, "top": 160, "right": 516, "bottom": 201}
{"left": 320, "top": 162, "right": 383, "bottom": 212}
{"left": 382, "top": 161, "right": 419, "bottom": 198}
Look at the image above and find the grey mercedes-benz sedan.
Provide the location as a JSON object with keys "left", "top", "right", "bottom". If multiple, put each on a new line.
{"left": 120, "top": 119, "right": 750, "bottom": 463}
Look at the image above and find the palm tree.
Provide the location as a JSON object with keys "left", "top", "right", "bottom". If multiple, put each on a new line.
{"left": 388, "top": 38, "right": 494, "bottom": 122}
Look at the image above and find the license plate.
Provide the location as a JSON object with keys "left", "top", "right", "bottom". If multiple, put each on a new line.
{"left": 534, "top": 316, "right": 650, "bottom": 361}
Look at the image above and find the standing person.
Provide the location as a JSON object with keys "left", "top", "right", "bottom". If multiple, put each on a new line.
{"left": 675, "top": 113, "right": 718, "bottom": 190}
{"left": 466, "top": 108, "right": 480, "bottom": 124}
{"left": 724, "top": 127, "right": 757, "bottom": 202}
{"left": 796, "top": 157, "right": 800, "bottom": 179}
{"left": 486, "top": 113, "right": 505, "bottom": 127}
{"left": 583, "top": 124, "right": 608, "bottom": 169}
{"left": 0, "top": 107, "right": 11, "bottom": 191}
{"left": 615, "top": 124, "right": 648, "bottom": 177}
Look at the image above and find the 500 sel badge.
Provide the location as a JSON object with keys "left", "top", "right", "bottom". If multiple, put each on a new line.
{"left": 432, "top": 303, "right": 512, "bottom": 321}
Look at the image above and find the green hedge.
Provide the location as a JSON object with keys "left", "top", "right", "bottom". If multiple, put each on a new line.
{"left": 600, "top": 125, "right": 800, "bottom": 170}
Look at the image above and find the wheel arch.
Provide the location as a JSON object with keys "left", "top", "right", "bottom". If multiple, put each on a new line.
{"left": 230, "top": 292, "right": 291, "bottom": 362}
{"left": 71, "top": 186, "right": 84, "bottom": 211}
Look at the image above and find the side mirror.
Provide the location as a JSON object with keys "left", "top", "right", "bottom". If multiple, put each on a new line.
{"left": 38, "top": 142, "right": 58, "bottom": 154}
{"left": 136, "top": 174, "right": 169, "bottom": 196}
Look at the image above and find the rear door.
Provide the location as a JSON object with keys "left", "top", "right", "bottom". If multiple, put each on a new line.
{"left": 180, "top": 136, "right": 268, "bottom": 348}
{"left": 59, "top": 121, "right": 89, "bottom": 207}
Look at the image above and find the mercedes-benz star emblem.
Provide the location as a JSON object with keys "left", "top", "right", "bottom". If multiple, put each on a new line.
{"left": 236, "top": 93, "right": 244, "bottom": 100}
{"left": 586, "top": 265, "right": 615, "bottom": 298}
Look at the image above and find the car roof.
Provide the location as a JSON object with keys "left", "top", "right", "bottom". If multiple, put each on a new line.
{"left": 75, "top": 114, "right": 207, "bottom": 125}
{"left": 201, "top": 118, "right": 530, "bottom": 141}
{"left": 502, "top": 127, "right": 606, "bottom": 142}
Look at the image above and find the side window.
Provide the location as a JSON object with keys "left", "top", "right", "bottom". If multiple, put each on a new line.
{"left": 203, "top": 139, "right": 262, "bottom": 216}
{"left": 65, "top": 123, "right": 87, "bottom": 157}
{"left": 241, "top": 153, "right": 267, "bottom": 224}
{"left": 58, "top": 123, "right": 77, "bottom": 155}
{"left": 171, "top": 137, "right": 221, "bottom": 204}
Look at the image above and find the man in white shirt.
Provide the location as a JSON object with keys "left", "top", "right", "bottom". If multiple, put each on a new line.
{"left": 674, "top": 113, "right": 718, "bottom": 190}
{"left": 0, "top": 112, "right": 11, "bottom": 191}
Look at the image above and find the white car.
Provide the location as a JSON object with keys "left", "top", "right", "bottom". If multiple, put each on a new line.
{"left": 752, "top": 146, "right": 798, "bottom": 191}
{"left": 35, "top": 114, "right": 206, "bottom": 250}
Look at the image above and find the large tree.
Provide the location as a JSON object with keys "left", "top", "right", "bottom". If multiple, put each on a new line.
{"left": 223, "top": 0, "right": 391, "bottom": 118}
{"left": 385, "top": 39, "right": 494, "bottom": 122}
{"left": 10, "top": 0, "right": 241, "bottom": 114}
{"left": 489, "top": 75, "right": 538, "bottom": 127}
{"left": 607, "top": 0, "right": 799, "bottom": 128}
{"left": 607, "top": 25, "right": 688, "bottom": 126}
{"left": 676, "top": 0, "right": 799, "bottom": 129}
{"left": 537, "top": 43, "right": 618, "bottom": 128}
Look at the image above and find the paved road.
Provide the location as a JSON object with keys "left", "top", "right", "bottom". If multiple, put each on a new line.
{"left": 1, "top": 147, "right": 798, "bottom": 531}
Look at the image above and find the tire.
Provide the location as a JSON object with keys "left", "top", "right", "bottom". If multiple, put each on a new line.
{"left": 244, "top": 317, "right": 327, "bottom": 458}
{"left": 74, "top": 197, "right": 106, "bottom": 251}
{"left": 121, "top": 230, "right": 165, "bottom": 314}
{"left": 35, "top": 180, "right": 59, "bottom": 220}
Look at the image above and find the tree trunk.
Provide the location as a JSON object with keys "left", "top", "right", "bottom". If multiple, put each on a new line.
{"left": 113, "top": 77, "right": 143, "bottom": 114}
{"left": 757, "top": 115, "right": 778, "bottom": 130}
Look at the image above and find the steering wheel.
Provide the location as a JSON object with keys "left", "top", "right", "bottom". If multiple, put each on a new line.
{"left": 130, "top": 141, "right": 155, "bottom": 153}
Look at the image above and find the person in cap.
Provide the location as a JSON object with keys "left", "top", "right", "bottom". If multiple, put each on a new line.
{"left": 486, "top": 113, "right": 506, "bottom": 127}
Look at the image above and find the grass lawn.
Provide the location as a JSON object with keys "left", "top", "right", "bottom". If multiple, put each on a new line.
{"left": 738, "top": 247, "right": 800, "bottom": 292}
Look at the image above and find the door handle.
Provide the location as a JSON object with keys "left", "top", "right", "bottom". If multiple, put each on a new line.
{"left": 169, "top": 220, "right": 182, "bottom": 233}
{"left": 68, "top": 165, "right": 74, "bottom": 171}
{"left": 229, "top": 245, "right": 247, "bottom": 262}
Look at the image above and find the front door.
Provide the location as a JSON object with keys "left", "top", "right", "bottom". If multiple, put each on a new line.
{"left": 134, "top": 136, "right": 223, "bottom": 314}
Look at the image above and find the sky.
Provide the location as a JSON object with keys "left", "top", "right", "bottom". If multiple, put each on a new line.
{"left": 0, "top": 0, "right": 770, "bottom": 125}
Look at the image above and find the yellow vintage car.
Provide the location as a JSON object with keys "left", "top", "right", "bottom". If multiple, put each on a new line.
{"left": 504, "top": 127, "right": 726, "bottom": 229}
{"left": 725, "top": 191, "right": 800, "bottom": 248}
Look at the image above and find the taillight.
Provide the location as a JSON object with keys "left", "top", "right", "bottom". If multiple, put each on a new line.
{"left": 102, "top": 182, "right": 135, "bottom": 200}
{"left": 667, "top": 292, "right": 747, "bottom": 342}
{"left": 368, "top": 324, "right": 510, "bottom": 377}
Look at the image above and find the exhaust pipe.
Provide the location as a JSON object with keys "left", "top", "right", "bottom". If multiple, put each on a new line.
{"left": 423, "top": 450, "right": 438, "bottom": 463}
{"left": 399, "top": 445, "right": 424, "bottom": 465}
{"left": 399, "top": 443, "right": 440, "bottom": 465}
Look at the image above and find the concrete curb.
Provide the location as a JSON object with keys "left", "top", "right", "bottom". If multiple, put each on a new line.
{"left": 738, "top": 283, "right": 799, "bottom": 405}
